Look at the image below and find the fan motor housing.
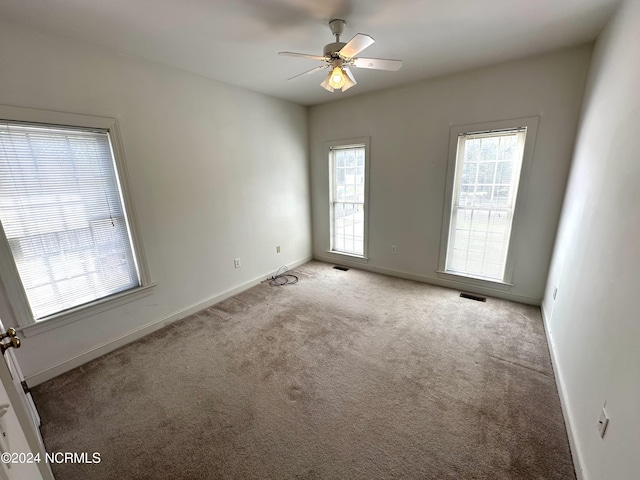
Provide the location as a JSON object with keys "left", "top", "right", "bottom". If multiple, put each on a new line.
{"left": 329, "top": 19, "right": 346, "bottom": 35}
{"left": 323, "top": 42, "right": 346, "bottom": 57}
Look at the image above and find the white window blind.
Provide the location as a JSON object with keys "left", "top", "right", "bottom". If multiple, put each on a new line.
{"left": 445, "top": 129, "right": 526, "bottom": 281}
{"left": 331, "top": 146, "right": 366, "bottom": 256}
{"left": 0, "top": 121, "right": 140, "bottom": 320}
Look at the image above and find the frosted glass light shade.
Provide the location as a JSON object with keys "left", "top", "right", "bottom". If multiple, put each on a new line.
{"left": 328, "top": 67, "right": 346, "bottom": 89}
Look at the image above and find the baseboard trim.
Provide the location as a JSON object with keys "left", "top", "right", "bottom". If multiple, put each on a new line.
{"left": 26, "top": 256, "right": 312, "bottom": 387}
{"left": 313, "top": 255, "right": 541, "bottom": 305}
{"left": 541, "top": 303, "right": 586, "bottom": 480}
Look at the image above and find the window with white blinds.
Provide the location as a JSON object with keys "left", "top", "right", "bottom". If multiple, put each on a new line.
{"left": 445, "top": 128, "right": 527, "bottom": 281}
{"left": 0, "top": 121, "right": 141, "bottom": 321}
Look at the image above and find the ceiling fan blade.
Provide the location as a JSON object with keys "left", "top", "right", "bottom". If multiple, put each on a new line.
{"left": 352, "top": 57, "right": 403, "bottom": 71}
{"left": 287, "top": 65, "right": 329, "bottom": 81}
{"left": 342, "top": 68, "right": 357, "bottom": 92}
{"left": 278, "top": 51, "right": 327, "bottom": 62}
{"left": 339, "top": 33, "right": 375, "bottom": 59}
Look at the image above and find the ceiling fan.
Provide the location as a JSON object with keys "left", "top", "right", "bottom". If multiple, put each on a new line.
{"left": 278, "top": 19, "right": 402, "bottom": 93}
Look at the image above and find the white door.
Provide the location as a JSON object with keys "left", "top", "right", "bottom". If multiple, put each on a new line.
{"left": 0, "top": 321, "right": 54, "bottom": 480}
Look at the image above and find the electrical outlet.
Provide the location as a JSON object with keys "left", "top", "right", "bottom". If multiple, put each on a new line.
{"left": 276, "top": 246, "right": 281, "bottom": 254}
{"left": 598, "top": 407, "right": 609, "bottom": 438}
{"left": 553, "top": 287, "right": 558, "bottom": 300}
{"left": 234, "top": 258, "right": 241, "bottom": 269}
{"left": 391, "top": 245, "right": 397, "bottom": 254}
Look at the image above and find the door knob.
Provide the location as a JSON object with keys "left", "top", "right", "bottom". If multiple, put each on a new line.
{"left": 0, "top": 328, "right": 17, "bottom": 340}
{"left": 0, "top": 331, "right": 20, "bottom": 354}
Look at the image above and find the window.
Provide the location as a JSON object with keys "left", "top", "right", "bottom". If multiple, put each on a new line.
{"left": 439, "top": 118, "right": 538, "bottom": 284}
{"left": 329, "top": 140, "right": 369, "bottom": 257}
{"left": 0, "top": 106, "right": 151, "bottom": 328}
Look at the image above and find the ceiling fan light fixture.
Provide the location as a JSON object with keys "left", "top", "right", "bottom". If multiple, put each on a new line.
{"left": 320, "top": 74, "right": 335, "bottom": 92}
{"left": 280, "top": 18, "right": 402, "bottom": 94}
{"left": 342, "top": 69, "right": 356, "bottom": 92}
{"left": 328, "top": 66, "right": 346, "bottom": 89}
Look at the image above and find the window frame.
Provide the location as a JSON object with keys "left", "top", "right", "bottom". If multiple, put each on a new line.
{"left": 0, "top": 105, "right": 153, "bottom": 336}
{"left": 326, "top": 137, "right": 370, "bottom": 262}
{"left": 437, "top": 117, "right": 539, "bottom": 288}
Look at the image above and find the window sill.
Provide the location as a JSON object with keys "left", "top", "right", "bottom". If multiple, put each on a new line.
{"left": 17, "top": 284, "right": 156, "bottom": 337}
{"left": 436, "top": 270, "right": 513, "bottom": 291}
{"left": 325, "top": 250, "right": 370, "bottom": 264}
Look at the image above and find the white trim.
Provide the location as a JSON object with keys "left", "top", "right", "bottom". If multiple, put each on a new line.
{"left": 324, "top": 250, "right": 370, "bottom": 263}
{"left": 24, "top": 256, "right": 312, "bottom": 387}
{"left": 0, "top": 336, "right": 55, "bottom": 480}
{"left": 314, "top": 254, "right": 540, "bottom": 305}
{"left": 0, "top": 219, "right": 34, "bottom": 323}
{"left": 107, "top": 120, "right": 152, "bottom": 287}
{"left": 436, "top": 270, "right": 513, "bottom": 290}
{"left": 541, "top": 303, "right": 586, "bottom": 480}
{"left": 0, "top": 105, "right": 120, "bottom": 130}
{"left": 0, "top": 105, "right": 153, "bottom": 328}
{"left": 326, "top": 136, "right": 370, "bottom": 259}
{"left": 17, "top": 284, "right": 156, "bottom": 337}
{"left": 438, "top": 116, "right": 539, "bottom": 284}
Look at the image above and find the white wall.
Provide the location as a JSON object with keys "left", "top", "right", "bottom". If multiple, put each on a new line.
{"left": 542, "top": 1, "right": 640, "bottom": 479}
{"left": 309, "top": 46, "right": 591, "bottom": 304}
{"left": 0, "top": 20, "right": 312, "bottom": 382}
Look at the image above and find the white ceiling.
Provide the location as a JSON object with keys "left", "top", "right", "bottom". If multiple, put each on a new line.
{"left": 0, "top": 0, "right": 621, "bottom": 106}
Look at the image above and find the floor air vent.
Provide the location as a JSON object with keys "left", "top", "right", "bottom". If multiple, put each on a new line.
{"left": 460, "top": 292, "right": 486, "bottom": 302}
{"left": 333, "top": 266, "right": 349, "bottom": 271}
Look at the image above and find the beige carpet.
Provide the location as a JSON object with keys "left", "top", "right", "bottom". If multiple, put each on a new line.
{"left": 32, "top": 261, "right": 575, "bottom": 479}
